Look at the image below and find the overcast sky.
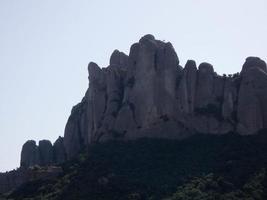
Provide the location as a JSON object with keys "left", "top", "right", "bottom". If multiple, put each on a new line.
{"left": 0, "top": 0, "right": 266, "bottom": 172}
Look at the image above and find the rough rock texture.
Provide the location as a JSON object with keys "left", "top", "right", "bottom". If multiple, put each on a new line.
{"left": 20, "top": 35, "right": 267, "bottom": 162}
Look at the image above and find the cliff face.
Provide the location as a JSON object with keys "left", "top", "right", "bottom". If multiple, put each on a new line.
{"left": 21, "top": 35, "right": 267, "bottom": 164}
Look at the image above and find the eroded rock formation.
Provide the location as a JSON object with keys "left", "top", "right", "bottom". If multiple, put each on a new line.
{"left": 20, "top": 138, "right": 66, "bottom": 168}
{"left": 20, "top": 140, "right": 39, "bottom": 168}
{"left": 21, "top": 34, "right": 267, "bottom": 163}
{"left": 3, "top": 34, "right": 265, "bottom": 195}
{"left": 53, "top": 137, "right": 66, "bottom": 164}
{"left": 237, "top": 57, "right": 267, "bottom": 134}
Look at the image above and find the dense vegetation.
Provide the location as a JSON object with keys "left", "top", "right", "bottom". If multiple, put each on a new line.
{"left": 165, "top": 171, "right": 266, "bottom": 200}
{"left": 2, "top": 131, "right": 267, "bottom": 200}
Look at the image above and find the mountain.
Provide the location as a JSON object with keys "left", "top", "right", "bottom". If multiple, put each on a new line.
{"left": 23, "top": 34, "right": 267, "bottom": 165}
{"left": 1, "top": 35, "right": 267, "bottom": 199}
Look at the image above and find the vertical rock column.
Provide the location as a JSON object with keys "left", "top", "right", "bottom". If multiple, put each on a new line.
{"left": 237, "top": 57, "right": 267, "bottom": 134}
{"left": 38, "top": 140, "right": 53, "bottom": 166}
{"left": 20, "top": 140, "right": 39, "bottom": 168}
{"left": 177, "top": 60, "right": 197, "bottom": 114}
{"left": 113, "top": 34, "right": 182, "bottom": 137}
{"left": 53, "top": 136, "right": 66, "bottom": 164}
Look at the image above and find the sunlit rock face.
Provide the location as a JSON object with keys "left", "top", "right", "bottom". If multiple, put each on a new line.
{"left": 20, "top": 35, "right": 267, "bottom": 161}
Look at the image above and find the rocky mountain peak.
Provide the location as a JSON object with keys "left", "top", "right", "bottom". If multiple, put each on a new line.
{"left": 139, "top": 34, "right": 155, "bottom": 42}
{"left": 109, "top": 49, "right": 128, "bottom": 66}
{"left": 19, "top": 35, "right": 267, "bottom": 165}
{"left": 241, "top": 56, "right": 267, "bottom": 74}
{"left": 198, "top": 62, "right": 214, "bottom": 73}
{"left": 184, "top": 60, "right": 197, "bottom": 70}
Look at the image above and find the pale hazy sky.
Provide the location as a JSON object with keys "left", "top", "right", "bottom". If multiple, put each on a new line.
{"left": 0, "top": 0, "right": 266, "bottom": 172}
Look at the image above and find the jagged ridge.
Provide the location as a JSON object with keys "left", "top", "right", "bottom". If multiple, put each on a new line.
{"left": 1, "top": 34, "right": 267, "bottom": 195}
{"left": 20, "top": 34, "right": 267, "bottom": 165}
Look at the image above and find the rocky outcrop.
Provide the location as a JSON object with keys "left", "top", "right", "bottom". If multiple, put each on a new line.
{"left": 63, "top": 99, "right": 88, "bottom": 159}
{"left": 2, "top": 139, "right": 65, "bottom": 194}
{"left": 38, "top": 140, "right": 53, "bottom": 166}
{"left": 20, "top": 140, "right": 39, "bottom": 168}
{"left": 61, "top": 35, "right": 267, "bottom": 159}
{"left": 63, "top": 50, "right": 128, "bottom": 158}
{"left": 20, "top": 138, "right": 66, "bottom": 168}
{"left": 241, "top": 57, "right": 267, "bottom": 74}
{"left": 20, "top": 35, "right": 267, "bottom": 162}
{"left": 195, "top": 62, "right": 215, "bottom": 109}
{"left": 113, "top": 35, "right": 182, "bottom": 139}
